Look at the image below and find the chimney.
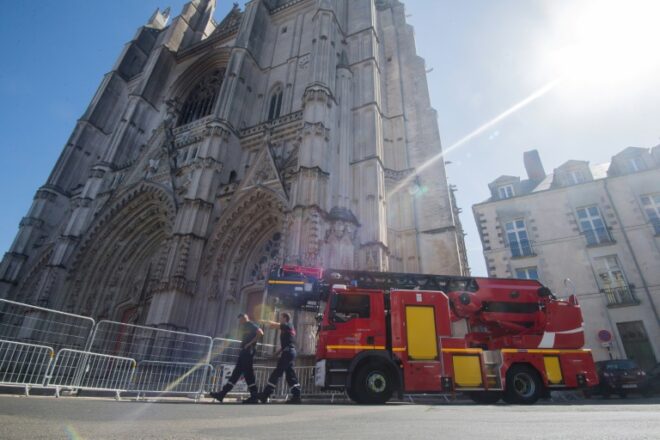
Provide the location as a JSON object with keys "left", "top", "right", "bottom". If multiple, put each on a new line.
{"left": 524, "top": 150, "right": 546, "bottom": 182}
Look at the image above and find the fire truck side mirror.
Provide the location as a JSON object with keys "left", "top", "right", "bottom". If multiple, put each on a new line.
{"left": 315, "top": 313, "right": 324, "bottom": 323}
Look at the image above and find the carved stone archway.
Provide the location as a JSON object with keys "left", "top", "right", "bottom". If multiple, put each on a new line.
{"left": 66, "top": 183, "right": 175, "bottom": 322}
{"left": 199, "top": 187, "right": 287, "bottom": 336}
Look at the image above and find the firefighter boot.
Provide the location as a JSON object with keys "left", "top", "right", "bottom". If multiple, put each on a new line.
{"left": 210, "top": 383, "right": 232, "bottom": 403}
{"left": 285, "top": 385, "right": 302, "bottom": 404}
{"left": 242, "top": 385, "right": 260, "bottom": 404}
{"left": 259, "top": 384, "right": 276, "bottom": 403}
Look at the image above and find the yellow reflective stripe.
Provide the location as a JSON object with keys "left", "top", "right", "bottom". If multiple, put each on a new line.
{"left": 268, "top": 280, "right": 305, "bottom": 285}
{"left": 326, "top": 345, "right": 386, "bottom": 350}
{"left": 392, "top": 347, "right": 406, "bottom": 352}
{"left": 501, "top": 349, "right": 592, "bottom": 354}
{"left": 441, "top": 348, "right": 483, "bottom": 354}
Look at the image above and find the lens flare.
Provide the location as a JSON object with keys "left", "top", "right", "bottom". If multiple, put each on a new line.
{"left": 64, "top": 424, "right": 84, "bottom": 440}
{"left": 387, "top": 76, "right": 564, "bottom": 200}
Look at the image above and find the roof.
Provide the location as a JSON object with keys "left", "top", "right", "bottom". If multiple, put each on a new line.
{"left": 489, "top": 175, "right": 520, "bottom": 186}
{"left": 554, "top": 160, "right": 590, "bottom": 170}
{"left": 612, "top": 146, "right": 649, "bottom": 158}
{"left": 481, "top": 162, "right": 613, "bottom": 203}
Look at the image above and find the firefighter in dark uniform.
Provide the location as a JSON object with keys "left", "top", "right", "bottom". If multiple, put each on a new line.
{"left": 210, "top": 313, "right": 264, "bottom": 404}
{"left": 258, "top": 312, "right": 302, "bottom": 404}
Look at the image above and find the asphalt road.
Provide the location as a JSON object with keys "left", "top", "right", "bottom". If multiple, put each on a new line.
{"left": 1, "top": 395, "right": 659, "bottom": 440}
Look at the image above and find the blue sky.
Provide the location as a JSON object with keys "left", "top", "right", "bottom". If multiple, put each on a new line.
{"left": 1, "top": 1, "right": 659, "bottom": 275}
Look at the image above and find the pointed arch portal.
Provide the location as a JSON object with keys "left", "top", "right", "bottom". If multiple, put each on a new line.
{"left": 200, "top": 187, "right": 287, "bottom": 335}
{"left": 67, "top": 183, "right": 175, "bottom": 323}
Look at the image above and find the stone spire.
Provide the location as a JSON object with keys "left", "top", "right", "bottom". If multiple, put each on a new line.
{"left": 146, "top": 7, "right": 171, "bottom": 29}
{"left": 178, "top": 0, "right": 217, "bottom": 48}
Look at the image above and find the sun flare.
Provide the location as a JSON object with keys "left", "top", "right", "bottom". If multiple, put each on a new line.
{"left": 550, "top": 0, "right": 660, "bottom": 85}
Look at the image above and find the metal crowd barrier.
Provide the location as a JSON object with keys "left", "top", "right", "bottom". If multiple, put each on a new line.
{"left": 0, "top": 340, "right": 54, "bottom": 395}
{"left": 208, "top": 337, "right": 277, "bottom": 365}
{"left": 0, "top": 298, "right": 95, "bottom": 352}
{"left": 131, "top": 360, "right": 212, "bottom": 401}
{"left": 0, "top": 299, "right": 343, "bottom": 402}
{"left": 47, "top": 349, "right": 136, "bottom": 399}
{"left": 89, "top": 320, "right": 213, "bottom": 365}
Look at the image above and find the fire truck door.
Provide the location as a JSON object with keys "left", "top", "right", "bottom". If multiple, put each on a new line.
{"left": 403, "top": 305, "right": 442, "bottom": 392}
{"left": 406, "top": 306, "right": 438, "bottom": 360}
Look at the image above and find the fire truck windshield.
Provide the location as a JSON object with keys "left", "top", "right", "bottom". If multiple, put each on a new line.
{"left": 330, "top": 293, "right": 370, "bottom": 323}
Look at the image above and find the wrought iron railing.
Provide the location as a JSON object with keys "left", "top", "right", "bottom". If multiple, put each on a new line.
{"left": 603, "top": 287, "right": 639, "bottom": 307}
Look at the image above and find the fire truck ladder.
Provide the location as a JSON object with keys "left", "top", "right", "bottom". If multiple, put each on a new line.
{"left": 267, "top": 267, "right": 479, "bottom": 300}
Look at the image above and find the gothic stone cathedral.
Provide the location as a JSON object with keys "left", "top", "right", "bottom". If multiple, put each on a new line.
{"left": 0, "top": 0, "right": 468, "bottom": 350}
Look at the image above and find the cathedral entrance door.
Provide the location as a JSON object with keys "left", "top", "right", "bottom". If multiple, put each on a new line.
{"left": 243, "top": 287, "right": 266, "bottom": 321}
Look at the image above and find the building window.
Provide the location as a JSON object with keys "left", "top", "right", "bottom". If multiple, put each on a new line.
{"left": 640, "top": 194, "right": 660, "bottom": 235}
{"left": 267, "top": 86, "right": 283, "bottom": 121}
{"left": 178, "top": 69, "right": 225, "bottom": 127}
{"left": 515, "top": 267, "right": 539, "bottom": 280}
{"left": 566, "top": 170, "right": 587, "bottom": 185}
{"left": 505, "top": 219, "right": 533, "bottom": 258}
{"left": 498, "top": 185, "right": 515, "bottom": 199}
{"left": 594, "top": 255, "right": 638, "bottom": 307}
{"left": 577, "top": 206, "right": 612, "bottom": 246}
{"left": 628, "top": 156, "right": 647, "bottom": 173}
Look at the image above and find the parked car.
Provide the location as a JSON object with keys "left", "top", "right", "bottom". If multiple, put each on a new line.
{"left": 585, "top": 359, "right": 647, "bottom": 398}
{"left": 641, "top": 363, "right": 660, "bottom": 397}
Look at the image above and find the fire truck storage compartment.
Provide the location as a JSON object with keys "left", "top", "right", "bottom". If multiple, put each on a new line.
{"left": 452, "top": 354, "right": 484, "bottom": 388}
{"left": 405, "top": 306, "right": 438, "bottom": 360}
{"left": 544, "top": 356, "right": 563, "bottom": 385}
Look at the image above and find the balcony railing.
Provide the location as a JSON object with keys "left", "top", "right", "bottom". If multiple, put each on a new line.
{"left": 603, "top": 287, "right": 640, "bottom": 307}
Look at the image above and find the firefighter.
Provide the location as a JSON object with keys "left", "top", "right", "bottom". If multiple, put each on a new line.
{"left": 258, "top": 312, "right": 302, "bottom": 404}
{"left": 210, "top": 313, "right": 263, "bottom": 404}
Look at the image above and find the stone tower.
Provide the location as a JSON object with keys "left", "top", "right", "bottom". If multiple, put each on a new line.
{"left": 0, "top": 0, "right": 467, "bottom": 348}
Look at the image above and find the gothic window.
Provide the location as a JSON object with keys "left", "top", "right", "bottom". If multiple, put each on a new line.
{"left": 178, "top": 69, "right": 225, "bottom": 127}
{"left": 267, "top": 86, "right": 283, "bottom": 121}
{"left": 249, "top": 232, "right": 282, "bottom": 281}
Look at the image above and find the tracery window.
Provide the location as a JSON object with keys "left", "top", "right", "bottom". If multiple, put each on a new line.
{"left": 178, "top": 69, "right": 225, "bottom": 127}
{"left": 249, "top": 232, "right": 282, "bottom": 281}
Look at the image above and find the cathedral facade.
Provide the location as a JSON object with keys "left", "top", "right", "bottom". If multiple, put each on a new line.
{"left": 0, "top": 0, "right": 467, "bottom": 346}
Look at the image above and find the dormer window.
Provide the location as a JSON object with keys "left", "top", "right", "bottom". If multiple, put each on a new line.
{"left": 628, "top": 156, "right": 647, "bottom": 173}
{"left": 498, "top": 185, "right": 515, "bottom": 199}
{"left": 566, "top": 169, "right": 587, "bottom": 185}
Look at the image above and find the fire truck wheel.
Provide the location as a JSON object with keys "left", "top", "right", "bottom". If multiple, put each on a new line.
{"left": 504, "top": 365, "right": 543, "bottom": 405}
{"left": 467, "top": 391, "right": 502, "bottom": 404}
{"left": 346, "top": 387, "right": 358, "bottom": 403}
{"left": 353, "top": 364, "right": 394, "bottom": 404}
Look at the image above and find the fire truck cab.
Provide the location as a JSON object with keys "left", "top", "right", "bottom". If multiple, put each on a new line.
{"left": 269, "top": 266, "right": 598, "bottom": 404}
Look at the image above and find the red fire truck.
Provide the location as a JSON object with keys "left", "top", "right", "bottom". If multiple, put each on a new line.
{"left": 267, "top": 265, "right": 598, "bottom": 404}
